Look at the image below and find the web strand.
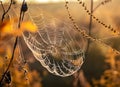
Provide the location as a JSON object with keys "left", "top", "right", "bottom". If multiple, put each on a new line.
{"left": 22, "top": 6, "right": 87, "bottom": 77}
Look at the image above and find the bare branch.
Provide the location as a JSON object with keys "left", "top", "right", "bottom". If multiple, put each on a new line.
{"left": 93, "top": 0, "right": 112, "bottom": 12}
{"left": 0, "top": 0, "right": 27, "bottom": 85}
{"left": 0, "top": 1, "right": 5, "bottom": 13}
{"left": 1, "top": 0, "right": 13, "bottom": 21}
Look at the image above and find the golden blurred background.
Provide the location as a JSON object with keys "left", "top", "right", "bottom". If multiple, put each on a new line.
{"left": 0, "top": 0, "right": 120, "bottom": 87}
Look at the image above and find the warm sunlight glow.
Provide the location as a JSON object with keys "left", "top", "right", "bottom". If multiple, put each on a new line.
{"left": 0, "top": 0, "right": 99, "bottom": 3}
{"left": 30, "top": 0, "right": 77, "bottom": 3}
{"left": 94, "top": 0, "right": 98, "bottom": 2}
{"left": 34, "top": 0, "right": 99, "bottom": 3}
{"left": 36, "top": 0, "right": 97, "bottom": 3}
{"left": 35, "top": 0, "right": 60, "bottom": 3}
{"left": 0, "top": 0, "right": 5, "bottom": 3}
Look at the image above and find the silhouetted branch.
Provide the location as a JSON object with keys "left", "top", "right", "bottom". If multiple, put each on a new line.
{"left": 93, "top": 0, "right": 112, "bottom": 12}
{"left": 0, "top": 37, "right": 18, "bottom": 85}
{"left": 0, "top": 0, "right": 27, "bottom": 85}
{"left": 0, "top": 1, "right": 5, "bottom": 13}
{"left": 1, "top": 0, "right": 13, "bottom": 21}
{"left": 85, "top": 0, "right": 93, "bottom": 56}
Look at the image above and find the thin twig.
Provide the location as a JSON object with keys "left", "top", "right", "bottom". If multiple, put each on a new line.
{"left": 93, "top": 2, "right": 102, "bottom": 12}
{"left": 85, "top": 0, "right": 93, "bottom": 56}
{"left": 65, "top": 0, "right": 120, "bottom": 55}
{"left": 0, "top": 1, "right": 5, "bottom": 13}
{"left": 1, "top": 0, "right": 13, "bottom": 21}
{"left": 77, "top": 0, "right": 119, "bottom": 35}
{"left": 0, "top": 37, "right": 18, "bottom": 85}
{"left": 0, "top": 0, "right": 14, "bottom": 84}
{"left": 0, "top": 0, "right": 26, "bottom": 85}
{"left": 93, "top": 0, "right": 112, "bottom": 12}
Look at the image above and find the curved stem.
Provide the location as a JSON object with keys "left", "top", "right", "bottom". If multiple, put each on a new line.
{"left": 0, "top": 37, "right": 18, "bottom": 85}
{"left": 93, "top": 0, "right": 111, "bottom": 12}
{"left": 0, "top": 1, "right": 5, "bottom": 13}
{"left": 85, "top": 0, "right": 93, "bottom": 56}
{"left": 1, "top": 0, "right": 13, "bottom": 21}
{"left": 0, "top": 0, "right": 26, "bottom": 85}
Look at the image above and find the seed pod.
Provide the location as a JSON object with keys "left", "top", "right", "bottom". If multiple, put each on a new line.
{"left": 21, "top": 2, "right": 28, "bottom": 12}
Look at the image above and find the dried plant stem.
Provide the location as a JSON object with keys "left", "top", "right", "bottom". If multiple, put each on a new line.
{"left": 73, "top": 1, "right": 93, "bottom": 86}
{"left": 0, "top": 0, "right": 26, "bottom": 85}
{"left": 86, "top": 0, "right": 93, "bottom": 55}
{"left": 93, "top": 0, "right": 112, "bottom": 12}
{"left": 0, "top": 37, "right": 18, "bottom": 85}
{"left": 1, "top": 0, "right": 13, "bottom": 21}
{"left": 0, "top": 1, "right": 5, "bottom": 13}
{"left": 77, "top": 0, "right": 119, "bottom": 35}
{"left": 65, "top": 0, "right": 120, "bottom": 55}
{"left": 0, "top": 0, "right": 14, "bottom": 84}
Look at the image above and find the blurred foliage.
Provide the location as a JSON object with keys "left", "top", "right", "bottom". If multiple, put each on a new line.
{"left": 0, "top": 18, "right": 37, "bottom": 37}
{"left": 93, "top": 48, "right": 120, "bottom": 87}
{"left": 0, "top": 37, "right": 43, "bottom": 87}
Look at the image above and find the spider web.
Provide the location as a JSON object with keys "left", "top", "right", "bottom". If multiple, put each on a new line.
{"left": 22, "top": 7, "right": 88, "bottom": 77}
{"left": 6, "top": 1, "right": 120, "bottom": 78}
